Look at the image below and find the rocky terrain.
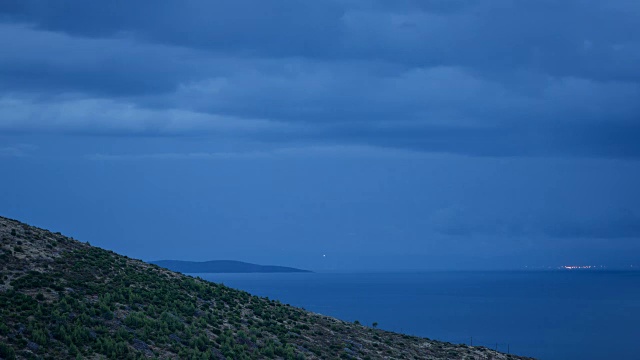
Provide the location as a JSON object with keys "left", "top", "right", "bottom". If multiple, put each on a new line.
{"left": 0, "top": 216, "right": 534, "bottom": 360}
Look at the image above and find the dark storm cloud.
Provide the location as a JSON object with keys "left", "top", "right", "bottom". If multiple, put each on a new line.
{"left": 4, "top": 0, "right": 639, "bottom": 79}
{"left": 0, "top": 0, "right": 639, "bottom": 158}
{"left": 431, "top": 205, "right": 640, "bottom": 239}
{"left": 0, "top": 0, "right": 345, "bottom": 57}
{"left": 0, "top": 23, "right": 228, "bottom": 96}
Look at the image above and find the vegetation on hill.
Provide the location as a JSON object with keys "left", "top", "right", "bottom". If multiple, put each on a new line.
{"left": 0, "top": 216, "right": 532, "bottom": 360}
{"left": 150, "top": 260, "right": 310, "bottom": 274}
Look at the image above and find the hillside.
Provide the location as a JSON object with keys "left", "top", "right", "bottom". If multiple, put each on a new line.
{"left": 0, "top": 216, "right": 533, "bottom": 360}
{"left": 151, "top": 260, "right": 310, "bottom": 274}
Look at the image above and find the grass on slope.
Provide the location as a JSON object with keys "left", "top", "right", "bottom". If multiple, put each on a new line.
{"left": 0, "top": 216, "right": 531, "bottom": 360}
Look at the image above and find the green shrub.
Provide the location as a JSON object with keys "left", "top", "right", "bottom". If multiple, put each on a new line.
{"left": 0, "top": 343, "right": 16, "bottom": 360}
{"left": 0, "top": 322, "right": 9, "bottom": 335}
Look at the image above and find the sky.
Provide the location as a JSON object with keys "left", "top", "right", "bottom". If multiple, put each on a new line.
{"left": 1, "top": 0, "right": 639, "bottom": 271}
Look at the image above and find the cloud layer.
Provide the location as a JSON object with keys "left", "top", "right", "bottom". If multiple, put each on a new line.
{"left": 1, "top": 0, "right": 639, "bottom": 158}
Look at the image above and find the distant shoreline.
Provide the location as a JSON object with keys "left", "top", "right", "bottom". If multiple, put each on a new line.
{"left": 151, "top": 259, "right": 312, "bottom": 273}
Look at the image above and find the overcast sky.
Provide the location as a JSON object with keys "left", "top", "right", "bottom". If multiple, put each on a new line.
{"left": 1, "top": 0, "right": 639, "bottom": 270}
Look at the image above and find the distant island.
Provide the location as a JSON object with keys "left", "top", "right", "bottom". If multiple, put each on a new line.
{"left": 151, "top": 259, "right": 312, "bottom": 273}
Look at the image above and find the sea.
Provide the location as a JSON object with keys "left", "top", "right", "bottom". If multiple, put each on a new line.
{"left": 191, "top": 271, "right": 640, "bottom": 360}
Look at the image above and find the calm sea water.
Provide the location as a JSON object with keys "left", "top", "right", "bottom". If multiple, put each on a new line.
{"left": 193, "top": 271, "right": 640, "bottom": 360}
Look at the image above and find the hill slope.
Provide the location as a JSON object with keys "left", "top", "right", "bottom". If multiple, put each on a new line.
{"left": 0, "top": 216, "right": 533, "bottom": 360}
{"left": 151, "top": 260, "right": 310, "bottom": 274}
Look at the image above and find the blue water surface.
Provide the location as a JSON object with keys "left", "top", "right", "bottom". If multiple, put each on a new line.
{"left": 193, "top": 271, "right": 640, "bottom": 360}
